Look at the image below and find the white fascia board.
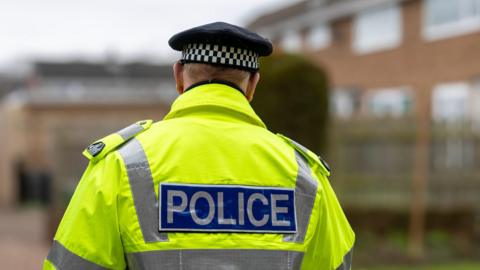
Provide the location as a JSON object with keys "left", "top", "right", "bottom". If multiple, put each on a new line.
{"left": 256, "top": 0, "right": 407, "bottom": 37}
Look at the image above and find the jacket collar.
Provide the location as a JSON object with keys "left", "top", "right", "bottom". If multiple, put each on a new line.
{"left": 184, "top": 79, "right": 245, "bottom": 95}
{"left": 164, "top": 83, "right": 266, "bottom": 128}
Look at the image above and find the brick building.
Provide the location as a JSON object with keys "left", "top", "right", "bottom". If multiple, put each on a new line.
{"left": 249, "top": 0, "right": 480, "bottom": 253}
{"left": 249, "top": 0, "right": 480, "bottom": 124}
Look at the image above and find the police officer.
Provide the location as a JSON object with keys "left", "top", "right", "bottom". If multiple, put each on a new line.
{"left": 43, "top": 22, "right": 354, "bottom": 270}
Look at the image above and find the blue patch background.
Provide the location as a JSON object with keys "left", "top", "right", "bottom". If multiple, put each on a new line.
{"left": 159, "top": 183, "right": 296, "bottom": 233}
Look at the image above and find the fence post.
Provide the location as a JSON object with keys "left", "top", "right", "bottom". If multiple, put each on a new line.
{"left": 408, "top": 85, "right": 432, "bottom": 258}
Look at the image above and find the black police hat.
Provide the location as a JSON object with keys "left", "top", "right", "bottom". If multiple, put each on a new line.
{"left": 169, "top": 22, "right": 273, "bottom": 72}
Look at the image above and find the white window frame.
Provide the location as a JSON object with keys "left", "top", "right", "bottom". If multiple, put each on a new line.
{"left": 331, "top": 88, "right": 359, "bottom": 119}
{"left": 306, "top": 24, "right": 331, "bottom": 50}
{"left": 471, "top": 79, "right": 480, "bottom": 132}
{"left": 423, "top": 0, "right": 480, "bottom": 41}
{"left": 281, "top": 30, "right": 302, "bottom": 52}
{"left": 353, "top": 4, "right": 403, "bottom": 54}
{"left": 367, "top": 87, "right": 413, "bottom": 118}
{"left": 432, "top": 82, "right": 472, "bottom": 122}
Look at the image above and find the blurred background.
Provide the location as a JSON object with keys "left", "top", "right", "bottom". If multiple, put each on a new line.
{"left": 1, "top": 0, "right": 480, "bottom": 269}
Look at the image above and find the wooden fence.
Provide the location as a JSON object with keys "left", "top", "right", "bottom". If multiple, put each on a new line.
{"left": 329, "top": 117, "right": 480, "bottom": 212}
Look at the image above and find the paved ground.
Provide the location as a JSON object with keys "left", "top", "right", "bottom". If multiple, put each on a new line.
{"left": 0, "top": 207, "right": 50, "bottom": 269}
{"left": 362, "top": 263, "right": 480, "bottom": 270}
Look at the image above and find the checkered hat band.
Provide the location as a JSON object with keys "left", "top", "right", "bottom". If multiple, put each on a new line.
{"left": 182, "top": 43, "right": 259, "bottom": 70}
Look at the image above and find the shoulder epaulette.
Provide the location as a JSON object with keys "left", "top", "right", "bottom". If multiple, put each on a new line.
{"left": 276, "top": 133, "right": 331, "bottom": 177}
{"left": 82, "top": 120, "right": 153, "bottom": 162}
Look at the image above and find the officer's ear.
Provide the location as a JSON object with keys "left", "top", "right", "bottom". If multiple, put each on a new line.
{"left": 173, "top": 61, "right": 185, "bottom": 95}
{"left": 245, "top": 72, "right": 260, "bottom": 102}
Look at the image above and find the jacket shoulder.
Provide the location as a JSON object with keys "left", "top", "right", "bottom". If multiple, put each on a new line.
{"left": 276, "top": 133, "right": 330, "bottom": 177}
{"left": 82, "top": 120, "right": 153, "bottom": 163}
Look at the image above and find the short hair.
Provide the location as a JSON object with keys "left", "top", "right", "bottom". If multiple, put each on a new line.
{"left": 183, "top": 63, "right": 251, "bottom": 87}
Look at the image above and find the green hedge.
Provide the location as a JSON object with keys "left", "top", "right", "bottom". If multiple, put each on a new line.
{"left": 252, "top": 53, "right": 329, "bottom": 153}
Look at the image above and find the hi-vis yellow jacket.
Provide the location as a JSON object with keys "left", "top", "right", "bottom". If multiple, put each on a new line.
{"left": 43, "top": 82, "right": 354, "bottom": 270}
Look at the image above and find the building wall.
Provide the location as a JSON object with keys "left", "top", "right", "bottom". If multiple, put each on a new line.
{"left": 0, "top": 102, "right": 170, "bottom": 207}
{"left": 253, "top": 0, "right": 480, "bottom": 213}
{"left": 309, "top": 0, "right": 480, "bottom": 115}
{"left": 0, "top": 103, "right": 28, "bottom": 207}
{"left": 0, "top": 106, "right": 12, "bottom": 206}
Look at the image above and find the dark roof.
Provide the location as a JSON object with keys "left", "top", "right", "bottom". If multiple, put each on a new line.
{"left": 34, "top": 62, "right": 172, "bottom": 79}
{"left": 0, "top": 76, "right": 25, "bottom": 98}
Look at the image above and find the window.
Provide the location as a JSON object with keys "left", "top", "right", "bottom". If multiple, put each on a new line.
{"left": 424, "top": 0, "right": 480, "bottom": 40}
{"left": 281, "top": 30, "right": 302, "bottom": 52}
{"left": 432, "top": 80, "right": 479, "bottom": 170}
{"left": 331, "top": 88, "right": 360, "bottom": 119}
{"left": 353, "top": 4, "right": 402, "bottom": 54}
{"left": 472, "top": 79, "right": 480, "bottom": 132}
{"left": 432, "top": 82, "right": 471, "bottom": 122}
{"left": 307, "top": 25, "right": 331, "bottom": 50}
{"left": 432, "top": 138, "right": 475, "bottom": 170}
{"left": 368, "top": 88, "right": 412, "bottom": 118}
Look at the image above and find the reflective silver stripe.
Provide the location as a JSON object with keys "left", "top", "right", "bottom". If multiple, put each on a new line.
{"left": 126, "top": 249, "right": 304, "bottom": 270}
{"left": 46, "top": 240, "right": 107, "bottom": 270}
{"left": 117, "top": 123, "right": 145, "bottom": 140}
{"left": 118, "top": 138, "right": 168, "bottom": 242}
{"left": 284, "top": 151, "right": 318, "bottom": 243}
{"left": 289, "top": 139, "right": 310, "bottom": 157}
{"left": 336, "top": 248, "right": 353, "bottom": 270}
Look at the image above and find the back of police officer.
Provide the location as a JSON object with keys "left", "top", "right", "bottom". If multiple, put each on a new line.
{"left": 43, "top": 22, "right": 354, "bottom": 270}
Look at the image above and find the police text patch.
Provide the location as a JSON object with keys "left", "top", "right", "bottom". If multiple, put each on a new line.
{"left": 159, "top": 183, "right": 297, "bottom": 233}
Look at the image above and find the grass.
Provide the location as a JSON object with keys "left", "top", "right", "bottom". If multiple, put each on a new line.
{"left": 357, "top": 262, "right": 480, "bottom": 270}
